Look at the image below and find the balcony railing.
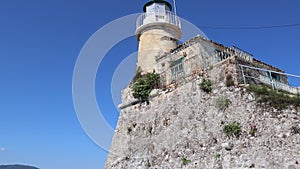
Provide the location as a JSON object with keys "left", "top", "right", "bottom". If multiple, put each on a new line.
{"left": 136, "top": 11, "right": 181, "bottom": 30}
{"left": 239, "top": 64, "right": 300, "bottom": 94}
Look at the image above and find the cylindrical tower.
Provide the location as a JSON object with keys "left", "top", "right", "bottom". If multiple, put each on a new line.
{"left": 136, "top": 0, "right": 182, "bottom": 73}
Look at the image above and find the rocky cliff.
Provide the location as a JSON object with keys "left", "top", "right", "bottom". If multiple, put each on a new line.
{"left": 106, "top": 65, "right": 300, "bottom": 169}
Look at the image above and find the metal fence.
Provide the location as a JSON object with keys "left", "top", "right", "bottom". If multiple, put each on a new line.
{"left": 136, "top": 11, "right": 181, "bottom": 30}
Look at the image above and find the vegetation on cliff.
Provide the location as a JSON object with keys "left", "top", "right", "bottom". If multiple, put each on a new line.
{"left": 131, "top": 72, "right": 160, "bottom": 101}
{"left": 248, "top": 84, "right": 300, "bottom": 109}
{"left": 199, "top": 79, "right": 212, "bottom": 93}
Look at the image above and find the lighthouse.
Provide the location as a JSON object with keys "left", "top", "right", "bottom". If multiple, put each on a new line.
{"left": 136, "top": 0, "right": 182, "bottom": 73}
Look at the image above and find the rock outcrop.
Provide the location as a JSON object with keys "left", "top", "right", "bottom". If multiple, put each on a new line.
{"left": 106, "top": 66, "right": 300, "bottom": 169}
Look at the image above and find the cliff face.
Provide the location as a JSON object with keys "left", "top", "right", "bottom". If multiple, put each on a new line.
{"left": 106, "top": 66, "right": 300, "bottom": 169}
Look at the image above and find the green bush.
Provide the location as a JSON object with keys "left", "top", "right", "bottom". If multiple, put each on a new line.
{"left": 215, "top": 153, "right": 221, "bottom": 158}
{"left": 249, "top": 123, "right": 257, "bottom": 137}
{"left": 199, "top": 79, "right": 212, "bottom": 93}
{"left": 181, "top": 157, "right": 191, "bottom": 166}
{"left": 216, "top": 96, "right": 230, "bottom": 111}
{"left": 146, "top": 160, "right": 151, "bottom": 167}
{"left": 248, "top": 85, "right": 300, "bottom": 109}
{"left": 249, "top": 129, "right": 256, "bottom": 137}
{"left": 248, "top": 85, "right": 270, "bottom": 96}
{"left": 131, "top": 72, "right": 160, "bottom": 101}
{"left": 223, "top": 122, "right": 241, "bottom": 137}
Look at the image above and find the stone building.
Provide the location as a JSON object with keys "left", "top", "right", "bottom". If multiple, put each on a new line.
{"left": 105, "top": 0, "right": 300, "bottom": 168}
{"left": 134, "top": 0, "right": 296, "bottom": 93}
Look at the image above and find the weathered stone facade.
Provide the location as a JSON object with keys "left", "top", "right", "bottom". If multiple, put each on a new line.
{"left": 105, "top": 60, "right": 300, "bottom": 169}
{"left": 154, "top": 36, "right": 289, "bottom": 88}
{"left": 106, "top": 2, "right": 299, "bottom": 168}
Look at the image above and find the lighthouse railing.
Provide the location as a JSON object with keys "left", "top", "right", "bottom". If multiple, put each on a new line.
{"left": 136, "top": 11, "right": 181, "bottom": 30}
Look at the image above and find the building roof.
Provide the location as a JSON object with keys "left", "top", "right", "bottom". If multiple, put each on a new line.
{"left": 143, "top": 0, "right": 172, "bottom": 12}
{"left": 157, "top": 35, "right": 285, "bottom": 73}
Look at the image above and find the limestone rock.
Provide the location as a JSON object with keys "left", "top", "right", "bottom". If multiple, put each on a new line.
{"left": 106, "top": 80, "right": 300, "bottom": 169}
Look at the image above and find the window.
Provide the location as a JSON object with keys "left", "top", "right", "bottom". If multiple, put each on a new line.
{"left": 215, "top": 49, "right": 230, "bottom": 62}
{"left": 270, "top": 72, "right": 281, "bottom": 81}
{"left": 171, "top": 57, "right": 185, "bottom": 81}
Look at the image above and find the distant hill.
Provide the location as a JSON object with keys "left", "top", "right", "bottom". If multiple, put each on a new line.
{"left": 0, "top": 165, "right": 39, "bottom": 169}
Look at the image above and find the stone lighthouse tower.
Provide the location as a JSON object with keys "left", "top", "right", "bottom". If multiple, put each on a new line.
{"left": 136, "top": 0, "right": 182, "bottom": 73}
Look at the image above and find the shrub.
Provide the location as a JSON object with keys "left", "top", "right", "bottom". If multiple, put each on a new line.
{"left": 181, "top": 157, "right": 191, "bottom": 166}
{"left": 248, "top": 85, "right": 269, "bottom": 95}
{"left": 249, "top": 129, "right": 256, "bottom": 137}
{"left": 249, "top": 123, "right": 257, "bottom": 137}
{"left": 199, "top": 79, "right": 212, "bottom": 93}
{"left": 216, "top": 96, "right": 230, "bottom": 111}
{"left": 215, "top": 154, "right": 221, "bottom": 158}
{"left": 146, "top": 160, "right": 151, "bottom": 167}
{"left": 131, "top": 72, "right": 160, "bottom": 101}
{"left": 223, "top": 122, "right": 241, "bottom": 137}
{"left": 248, "top": 85, "right": 300, "bottom": 109}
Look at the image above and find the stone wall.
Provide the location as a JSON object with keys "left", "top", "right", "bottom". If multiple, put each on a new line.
{"left": 105, "top": 66, "right": 300, "bottom": 168}
{"left": 155, "top": 39, "right": 221, "bottom": 86}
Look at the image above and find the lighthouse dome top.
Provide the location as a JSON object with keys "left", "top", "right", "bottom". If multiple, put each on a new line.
{"left": 143, "top": 0, "right": 172, "bottom": 12}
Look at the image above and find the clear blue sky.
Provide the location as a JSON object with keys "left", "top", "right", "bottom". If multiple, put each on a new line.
{"left": 0, "top": 0, "right": 299, "bottom": 169}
